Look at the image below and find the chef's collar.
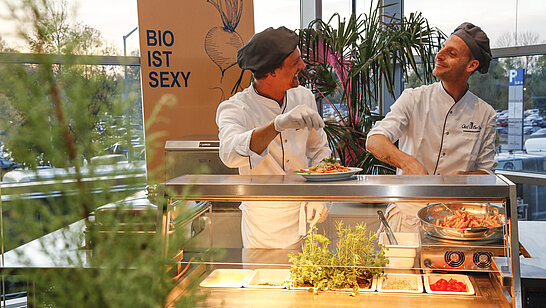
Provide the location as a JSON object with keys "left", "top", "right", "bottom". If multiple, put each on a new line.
{"left": 439, "top": 81, "right": 470, "bottom": 103}
{"left": 251, "top": 83, "right": 287, "bottom": 109}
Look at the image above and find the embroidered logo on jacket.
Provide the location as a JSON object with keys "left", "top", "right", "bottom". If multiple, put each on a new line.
{"left": 462, "top": 121, "right": 481, "bottom": 133}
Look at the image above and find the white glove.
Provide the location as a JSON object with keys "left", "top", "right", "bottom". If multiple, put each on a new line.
{"left": 306, "top": 202, "right": 329, "bottom": 227}
{"left": 274, "top": 105, "right": 325, "bottom": 132}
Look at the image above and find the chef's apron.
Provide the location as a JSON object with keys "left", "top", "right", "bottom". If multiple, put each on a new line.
{"left": 378, "top": 202, "right": 427, "bottom": 234}
{"left": 240, "top": 200, "right": 309, "bottom": 249}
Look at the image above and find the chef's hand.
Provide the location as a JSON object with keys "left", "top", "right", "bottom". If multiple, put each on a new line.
{"left": 306, "top": 202, "right": 329, "bottom": 227}
{"left": 274, "top": 105, "right": 325, "bottom": 132}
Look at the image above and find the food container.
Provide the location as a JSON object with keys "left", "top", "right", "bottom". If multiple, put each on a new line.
{"left": 242, "top": 269, "right": 290, "bottom": 289}
{"left": 379, "top": 232, "right": 419, "bottom": 268}
{"left": 199, "top": 269, "right": 253, "bottom": 288}
{"left": 417, "top": 203, "right": 505, "bottom": 241}
{"left": 337, "top": 277, "right": 378, "bottom": 292}
{"left": 424, "top": 274, "right": 475, "bottom": 295}
{"left": 377, "top": 274, "right": 423, "bottom": 293}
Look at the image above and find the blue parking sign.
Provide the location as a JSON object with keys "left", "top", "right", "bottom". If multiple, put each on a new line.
{"left": 509, "top": 69, "right": 524, "bottom": 86}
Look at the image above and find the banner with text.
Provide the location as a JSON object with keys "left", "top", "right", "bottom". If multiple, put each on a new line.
{"left": 137, "top": 0, "right": 254, "bottom": 179}
{"left": 507, "top": 68, "right": 525, "bottom": 151}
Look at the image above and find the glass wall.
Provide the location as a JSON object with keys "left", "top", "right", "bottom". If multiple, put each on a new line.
{"left": 404, "top": 0, "right": 546, "bottom": 48}
{"left": 254, "top": 1, "right": 299, "bottom": 32}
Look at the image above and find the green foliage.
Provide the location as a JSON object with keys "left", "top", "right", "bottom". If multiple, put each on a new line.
{"left": 468, "top": 59, "right": 509, "bottom": 111}
{"left": 287, "top": 222, "right": 386, "bottom": 295}
{"left": 298, "top": 1, "right": 444, "bottom": 174}
{"left": 0, "top": 1, "right": 206, "bottom": 307}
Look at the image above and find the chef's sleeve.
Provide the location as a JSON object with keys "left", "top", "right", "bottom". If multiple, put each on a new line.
{"left": 366, "top": 89, "right": 413, "bottom": 143}
{"left": 475, "top": 111, "right": 498, "bottom": 173}
{"left": 216, "top": 101, "right": 269, "bottom": 169}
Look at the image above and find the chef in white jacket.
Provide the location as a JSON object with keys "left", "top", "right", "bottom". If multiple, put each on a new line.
{"left": 216, "top": 26, "right": 332, "bottom": 249}
{"left": 366, "top": 23, "right": 498, "bottom": 232}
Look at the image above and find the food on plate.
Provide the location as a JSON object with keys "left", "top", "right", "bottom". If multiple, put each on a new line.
{"left": 436, "top": 209, "right": 504, "bottom": 229}
{"left": 429, "top": 278, "right": 467, "bottom": 292}
{"left": 295, "top": 157, "right": 351, "bottom": 174}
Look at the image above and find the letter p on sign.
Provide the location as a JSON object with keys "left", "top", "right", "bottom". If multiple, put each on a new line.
{"left": 509, "top": 70, "right": 517, "bottom": 83}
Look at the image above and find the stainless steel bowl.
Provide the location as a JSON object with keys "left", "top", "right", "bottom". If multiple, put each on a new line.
{"left": 417, "top": 203, "right": 505, "bottom": 241}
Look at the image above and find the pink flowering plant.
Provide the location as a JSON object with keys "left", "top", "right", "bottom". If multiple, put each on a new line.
{"left": 298, "top": 2, "right": 444, "bottom": 173}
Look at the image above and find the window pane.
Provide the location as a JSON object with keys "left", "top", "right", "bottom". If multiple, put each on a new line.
{"left": 404, "top": 0, "right": 546, "bottom": 47}
{"left": 322, "top": 0, "right": 352, "bottom": 26}
{"left": 254, "top": 1, "right": 299, "bottom": 32}
{"left": 0, "top": 0, "right": 139, "bottom": 56}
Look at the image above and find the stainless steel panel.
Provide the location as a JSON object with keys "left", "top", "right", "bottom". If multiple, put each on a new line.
{"left": 164, "top": 138, "right": 237, "bottom": 182}
{"left": 165, "top": 174, "right": 509, "bottom": 202}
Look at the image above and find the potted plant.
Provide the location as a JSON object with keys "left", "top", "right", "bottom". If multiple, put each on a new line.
{"left": 286, "top": 222, "right": 387, "bottom": 295}
{"left": 298, "top": 2, "right": 444, "bottom": 173}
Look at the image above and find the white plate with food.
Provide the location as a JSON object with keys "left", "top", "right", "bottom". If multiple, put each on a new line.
{"left": 294, "top": 158, "right": 361, "bottom": 181}
{"left": 296, "top": 167, "right": 362, "bottom": 181}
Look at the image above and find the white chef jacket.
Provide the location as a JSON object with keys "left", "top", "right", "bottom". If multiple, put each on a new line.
{"left": 216, "top": 84, "right": 331, "bottom": 248}
{"left": 368, "top": 82, "right": 497, "bottom": 232}
{"left": 368, "top": 81, "right": 497, "bottom": 175}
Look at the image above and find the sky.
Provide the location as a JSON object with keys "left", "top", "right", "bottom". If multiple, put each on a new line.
{"left": 0, "top": 0, "right": 545, "bottom": 53}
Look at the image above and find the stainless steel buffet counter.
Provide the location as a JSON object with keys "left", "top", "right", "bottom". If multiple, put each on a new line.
{"left": 197, "top": 249, "right": 509, "bottom": 308}
{"left": 162, "top": 174, "right": 522, "bottom": 307}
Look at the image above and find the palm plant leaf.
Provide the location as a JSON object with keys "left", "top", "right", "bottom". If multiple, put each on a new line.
{"left": 298, "top": 1, "right": 443, "bottom": 173}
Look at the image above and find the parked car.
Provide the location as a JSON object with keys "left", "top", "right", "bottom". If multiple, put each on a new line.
{"left": 0, "top": 158, "right": 19, "bottom": 172}
{"left": 496, "top": 151, "right": 546, "bottom": 171}
{"left": 529, "top": 128, "right": 546, "bottom": 139}
{"left": 524, "top": 126, "right": 541, "bottom": 135}
{"left": 525, "top": 137, "right": 546, "bottom": 152}
{"left": 524, "top": 109, "right": 539, "bottom": 117}
{"left": 496, "top": 114, "right": 508, "bottom": 127}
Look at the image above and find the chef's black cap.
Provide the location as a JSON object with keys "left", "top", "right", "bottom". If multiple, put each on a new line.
{"left": 237, "top": 26, "right": 299, "bottom": 76}
{"left": 452, "top": 22, "right": 492, "bottom": 74}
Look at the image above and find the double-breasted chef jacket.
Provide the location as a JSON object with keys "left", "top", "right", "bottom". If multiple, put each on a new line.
{"left": 368, "top": 81, "right": 497, "bottom": 232}
{"left": 216, "top": 84, "right": 331, "bottom": 248}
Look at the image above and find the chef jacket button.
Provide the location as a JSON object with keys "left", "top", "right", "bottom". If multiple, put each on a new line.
{"left": 442, "top": 152, "right": 446, "bottom": 156}
{"left": 446, "top": 131, "right": 450, "bottom": 135}
{"left": 286, "top": 160, "right": 290, "bottom": 163}
{"left": 449, "top": 111, "right": 453, "bottom": 114}
{"left": 284, "top": 139, "right": 288, "bottom": 143}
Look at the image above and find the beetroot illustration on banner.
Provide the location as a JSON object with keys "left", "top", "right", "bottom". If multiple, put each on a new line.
{"left": 204, "top": 0, "right": 244, "bottom": 82}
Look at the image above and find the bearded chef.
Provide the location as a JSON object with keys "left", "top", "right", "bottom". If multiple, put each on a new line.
{"left": 366, "top": 22, "right": 498, "bottom": 232}
{"left": 215, "top": 26, "right": 331, "bottom": 249}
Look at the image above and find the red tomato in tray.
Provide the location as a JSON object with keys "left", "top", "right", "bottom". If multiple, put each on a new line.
{"left": 430, "top": 278, "right": 467, "bottom": 292}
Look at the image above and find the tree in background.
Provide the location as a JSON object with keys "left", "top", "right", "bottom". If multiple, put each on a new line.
{"left": 468, "top": 59, "right": 509, "bottom": 111}
{"left": 492, "top": 32, "right": 545, "bottom": 111}
{"left": 0, "top": 0, "right": 204, "bottom": 306}
{"left": 0, "top": 0, "right": 140, "bottom": 165}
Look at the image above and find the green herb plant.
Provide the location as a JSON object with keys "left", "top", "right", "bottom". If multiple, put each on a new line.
{"left": 0, "top": 1, "right": 208, "bottom": 307}
{"left": 287, "top": 222, "right": 387, "bottom": 295}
